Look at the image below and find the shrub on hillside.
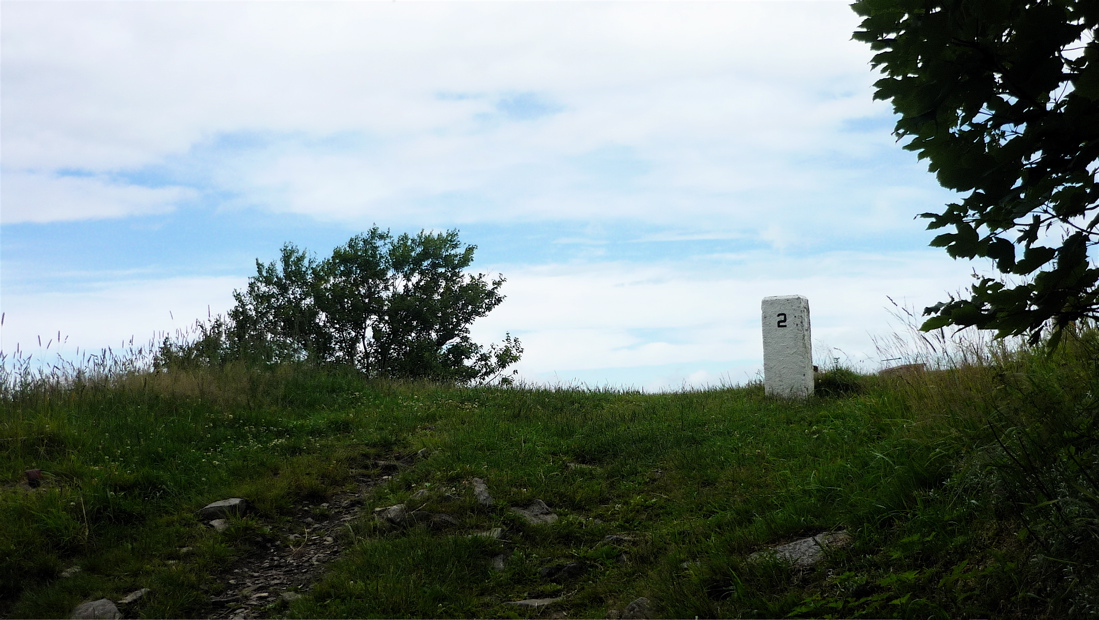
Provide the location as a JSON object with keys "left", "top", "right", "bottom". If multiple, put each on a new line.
{"left": 814, "top": 367, "right": 865, "bottom": 398}
{"left": 155, "top": 227, "right": 522, "bottom": 385}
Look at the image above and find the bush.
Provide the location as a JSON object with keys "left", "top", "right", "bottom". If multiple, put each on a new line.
{"left": 814, "top": 367, "right": 865, "bottom": 398}
{"left": 156, "top": 227, "right": 522, "bottom": 384}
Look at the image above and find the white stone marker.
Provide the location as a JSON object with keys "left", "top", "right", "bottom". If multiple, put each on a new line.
{"left": 762, "top": 295, "right": 813, "bottom": 399}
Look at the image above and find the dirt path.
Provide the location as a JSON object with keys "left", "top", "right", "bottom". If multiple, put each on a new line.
{"left": 202, "top": 459, "right": 406, "bottom": 619}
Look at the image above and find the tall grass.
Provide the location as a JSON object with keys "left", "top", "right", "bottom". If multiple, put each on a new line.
{"left": 872, "top": 305, "right": 1099, "bottom": 617}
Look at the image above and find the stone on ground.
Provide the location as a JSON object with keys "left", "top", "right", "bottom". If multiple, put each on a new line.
{"left": 539, "top": 562, "right": 583, "bottom": 581}
{"left": 749, "top": 530, "right": 852, "bottom": 568}
{"left": 510, "top": 499, "right": 558, "bottom": 525}
{"left": 199, "top": 498, "right": 248, "bottom": 519}
{"left": 505, "top": 597, "right": 564, "bottom": 608}
{"left": 60, "top": 566, "right": 82, "bottom": 578}
{"left": 118, "top": 588, "right": 150, "bottom": 605}
{"left": 472, "top": 478, "right": 493, "bottom": 506}
{"left": 71, "top": 599, "right": 120, "bottom": 619}
{"left": 621, "top": 596, "right": 653, "bottom": 619}
{"left": 373, "top": 503, "right": 409, "bottom": 526}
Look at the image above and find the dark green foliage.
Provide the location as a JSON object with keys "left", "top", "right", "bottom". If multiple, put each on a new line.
{"left": 814, "top": 367, "right": 866, "bottom": 398}
{"left": 852, "top": 0, "right": 1099, "bottom": 344}
{"left": 157, "top": 227, "right": 522, "bottom": 384}
{"left": 983, "top": 327, "right": 1099, "bottom": 563}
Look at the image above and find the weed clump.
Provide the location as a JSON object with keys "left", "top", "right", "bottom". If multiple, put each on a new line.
{"left": 814, "top": 367, "right": 865, "bottom": 398}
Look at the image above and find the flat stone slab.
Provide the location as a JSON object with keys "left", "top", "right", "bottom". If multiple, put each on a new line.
{"left": 749, "top": 530, "right": 852, "bottom": 568}
{"left": 599, "top": 535, "right": 635, "bottom": 547}
{"left": 470, "top": 527, "right": 504, "bottom": 540}
{"left": 71, "top": 599, "right": 120, "bottom": 619}
{"left": 199, "top": 498, "right": 248, "bottom": 519}
{"left": 118, "top": 588, "right": 150, "bottom": 605}
{"left": 510, "top": 499, "right": 558, "bottom": 525}
{"left": 504, "top": 597, "right": 564, "bottom": 608}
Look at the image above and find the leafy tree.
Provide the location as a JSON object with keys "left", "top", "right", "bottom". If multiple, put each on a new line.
{"left": 853, "top": 0, "right": 1099, "bottom": 344}
{"left": 161, "top": 227, "right": 522, "bottom": 384}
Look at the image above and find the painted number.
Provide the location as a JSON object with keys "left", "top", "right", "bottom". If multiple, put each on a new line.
{"left": 777, "top": 313, "right": 788, "bottom": 328}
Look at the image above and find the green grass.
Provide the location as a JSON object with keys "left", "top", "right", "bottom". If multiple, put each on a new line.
{"left": 3, "top": 326, "right": 1099, "bottom": 618}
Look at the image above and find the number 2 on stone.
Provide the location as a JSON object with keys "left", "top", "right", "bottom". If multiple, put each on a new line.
{"left": 777, "top": 313, "right": 788, "bottom": 328}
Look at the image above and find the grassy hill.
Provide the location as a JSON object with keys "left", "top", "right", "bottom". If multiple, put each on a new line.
{"left": 3, "top": 327, "right": 1099, "bottom": 618}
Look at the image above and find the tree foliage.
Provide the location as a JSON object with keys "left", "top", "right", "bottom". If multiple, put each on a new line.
{"left": 853, "top": 0, "right": 1099, "bottom": 344}
{"left": 159, "top": 228, "right": 522, "bottom": 384}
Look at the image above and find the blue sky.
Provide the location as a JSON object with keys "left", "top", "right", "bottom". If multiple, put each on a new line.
{"left": 1, "top": 1, "right": 989, "bottom": 390}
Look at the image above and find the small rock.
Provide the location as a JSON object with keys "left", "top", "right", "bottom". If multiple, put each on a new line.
{"left": 510, "top": 499, "right": 558, "bottom": 525}
{"left": 118, "top": 588, "right": 150, "bottom": 605}
{"left": 281, "top": 592, "right": 302, "bottom": 603}
{"left": 374, "top": 503, "right": 409, "bottom": 526}
{"left": 199, "top": 498, "right": 248, "bottom": 520}
{"left": 505, "top": 597, "right": 565, "bottom": 609}
{"left": 621, "top": 596, "right": 653, "bottom": 620}
{"left": 429, "top": 513, "right": 461, "bottom": 530}
{"left": 410, "top": 488, "right": 430, "bottom": 501}
{"left": 210, "top": 519, "right": 230, "bottom": 532}
{"left": 60, "top": 565, "right": 82, "bottom": 578}
{"left": 71, "top": 598, "right": 121, "bottom": 619}
{"left": 416, "top": 448, "right": 430, "bottom": 459}
{"left": 472, "top": 478, "right": 493, "bottom": 506}
{"left": 373, "top": 460, "right": 404, "bottom": 474}
{"left": 606, "top": 609, "right": 621, "bottom": 619}
{"left": 491, "top": 554, "right": 508, "bottom": 571}
{"left": 471, "top": 527, "right": 504, "bottom": 540}
{"left": 599, "top": 535, "right": 634, "bottom": 546}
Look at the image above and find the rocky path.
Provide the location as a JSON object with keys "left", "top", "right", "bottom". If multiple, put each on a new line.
{"left": 71, "top": 450, "right": 851, "bottom": 620}
{"left": 202, "top": 460, "right": 404, "bottom": 619}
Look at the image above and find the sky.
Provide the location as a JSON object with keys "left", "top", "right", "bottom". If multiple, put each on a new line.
{"left": 1, "top": 0, "right": 992, "bottom": 391}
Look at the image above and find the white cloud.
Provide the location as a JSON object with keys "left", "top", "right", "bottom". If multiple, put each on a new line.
{"left": 0, "top": 1, "right": 989, "bottom": 392}
{"left": 469, "top": 249, "right": 981, "bottom": 389}
{"left": 1, "top": 170, "right": 194, "bottom": 224}
{"left": 2, "top": 2, "right": 891, "bottom": 231}
{"left": 1, "top": 248, "right": 980, "bottom": 391}
{"left": 0, "top": 275, "right": 244, "bottom": 357}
